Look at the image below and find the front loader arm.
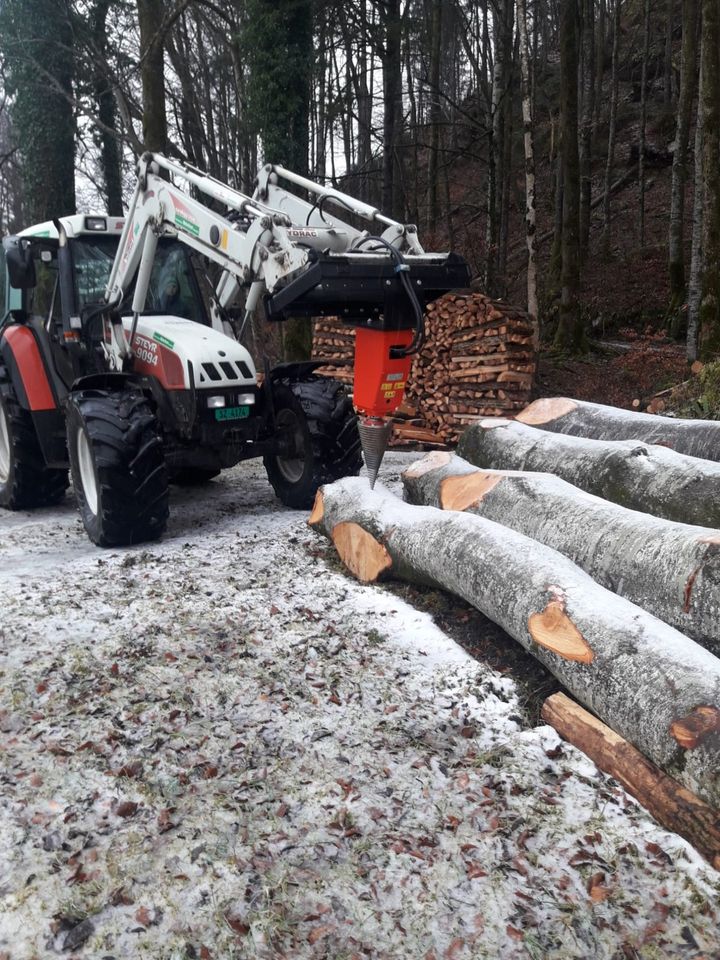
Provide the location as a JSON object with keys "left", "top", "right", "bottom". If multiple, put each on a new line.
{"left": 105, "top": 154, "right": 311, "bottom": 325}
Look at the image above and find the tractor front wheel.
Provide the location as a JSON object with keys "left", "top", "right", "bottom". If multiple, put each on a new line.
{"left": 0, "top": 362, "right": 68, "bottom": 510}
{"left": 264, "top": 377, "right": 362, "bottom": 509}
{"left": 66, "top": 388, "right": 169, "bottom": 546}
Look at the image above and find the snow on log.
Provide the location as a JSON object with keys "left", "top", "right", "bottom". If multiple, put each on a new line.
{"left": 457, "top": 417, "right": 720, "bottom": 527}
{"left": 402, "top": 453, "right": 720, "bottom": 650}
{"left": 518, "top": 396, "right": 720, "bottom": 461}
{"left": 541, "top": 693, "right": 720, "bottom": 869}
{"left": 309, "top": 477, "right": 720, "bottom": 809}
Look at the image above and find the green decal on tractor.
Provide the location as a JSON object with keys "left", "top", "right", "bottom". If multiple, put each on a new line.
{"left": 153, "top": 332, "right": 175, "bottom": 349}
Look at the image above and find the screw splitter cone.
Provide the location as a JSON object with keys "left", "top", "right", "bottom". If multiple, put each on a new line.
{"left": 359, "top": 417, "right": 393, "bottom": 489}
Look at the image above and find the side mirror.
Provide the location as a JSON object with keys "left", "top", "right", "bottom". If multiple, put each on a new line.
{"left": 2, "top": 236, "right": 36, "bottom": 289}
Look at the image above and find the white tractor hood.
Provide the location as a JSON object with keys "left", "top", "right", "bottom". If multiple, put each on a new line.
{"left": 121, "top": 315, "right": 257, "bottom": 391}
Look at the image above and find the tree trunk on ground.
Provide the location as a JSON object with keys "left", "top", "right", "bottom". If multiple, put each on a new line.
{"left": 687, "top": 53, "right": 705, "bottom": 361}
{"left": 542, "top": 693, "right": 720, "bottom": 870}
{"left": 516, "top": 395, "right": 720, "bottom": 459}
{"left": 602, "top": 0, "right": 621, "bottom": 252}
{"left": 517, "top": 0, "right": 538, "bottom": 339}
{"left": 402, "top": 451, "right": 720, "bottom": 649}
{"left": 457, "top": 417, "right": 720, "bottom": 526}
{"left": 310, "top": 477, "right": 720, "bottom": 809}
{"left": 698, "top": 0, "right": 720, "bottom": 359}
{"left": 554, "top": 0, "right": 584, "bottom": 352}
{"left": 137, "top": 0, "right": 168, "bottom": 153}
{"left": 668, "top": 0, "right": 699, "bottom": 329}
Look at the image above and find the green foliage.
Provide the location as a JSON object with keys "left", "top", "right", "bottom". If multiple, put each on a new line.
{"left": 672, "top": 361, "right": 720, "bottom": 419}
{"left": 698, "top": 361, "right": 720, "bottom": 416}
{"left": 0, "top": 0, "right": 76, "bottom": 222}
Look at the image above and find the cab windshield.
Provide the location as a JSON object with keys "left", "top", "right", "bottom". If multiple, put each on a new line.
{"left": 72, "top": 236, "right": 208, "bottom": 323}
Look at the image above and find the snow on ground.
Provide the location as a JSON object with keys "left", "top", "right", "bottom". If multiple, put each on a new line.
{"left": 0, "top": 453, "right": 718, "bottom": 959}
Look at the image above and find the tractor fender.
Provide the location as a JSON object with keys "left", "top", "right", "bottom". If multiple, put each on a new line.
{"left": 268, "top": 360, "right": 325, "bottom": 382}
{"left": 0, "top": 324, "right": 56, "bottom": 411}
{"left": 71, "top": 372, "right": 140, "bottom": 394}
{"left": 1, "top": 324, "right": 68, "bottom": 468}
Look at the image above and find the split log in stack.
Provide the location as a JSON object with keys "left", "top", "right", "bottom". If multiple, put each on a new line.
{"left": 409, "top": 293, "right": 536, "bottom": 443}
{"left": 311, "top": 293, "right": 537, "bottom": 446}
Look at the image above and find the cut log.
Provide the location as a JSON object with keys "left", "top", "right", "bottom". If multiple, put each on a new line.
{"left": 309, "top": 477, "right": 720, "bottom": 809}
{"left": 542, "top": 693, "right": 720, "bottom": 869}
{"left": 402, "top": 453, "right": 720, "bottom": 650}
{"left": 518, "top": 397, "right": 720, "bottom": 462}
{"left": 457, "top": 418, "right": 720, "bottom": 527}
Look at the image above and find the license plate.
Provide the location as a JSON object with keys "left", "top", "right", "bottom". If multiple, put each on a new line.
{"left": 215, "top": 405, "right": 250, "bottom": 421}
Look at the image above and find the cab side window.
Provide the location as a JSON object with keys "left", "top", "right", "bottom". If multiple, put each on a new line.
{"left": 28, "top": 248, "right": 60, "bottom": 326}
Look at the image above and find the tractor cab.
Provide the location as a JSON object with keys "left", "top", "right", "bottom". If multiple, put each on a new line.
{"left": 1, "top": 216, "right": 211, "bottom": 397}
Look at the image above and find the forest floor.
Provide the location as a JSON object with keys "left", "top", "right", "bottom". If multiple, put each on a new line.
{"left": 1, "top": 455, "right": 719, "bottom": 960}
{"left": 537, "top": 333, "right": 689, "bottom": 411}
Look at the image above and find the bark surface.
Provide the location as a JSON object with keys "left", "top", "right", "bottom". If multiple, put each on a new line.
{"left": 542, "top": 693, "right": 720, "bottom": 869}
{"left": 310, "top": 478, "right": 720, "bottom": 808}
{"left": 402, "top": 452, "right": 720, "bottom": 650}
{"left": 517, "top": 396, "right": 720, "bottom": 460}
{"left": 458, "top": 417, "right": 720, "bottom": 527}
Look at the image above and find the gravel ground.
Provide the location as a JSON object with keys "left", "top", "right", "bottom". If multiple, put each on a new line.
{"left": 1, "top": 453, "right": 719, "bottom": 959}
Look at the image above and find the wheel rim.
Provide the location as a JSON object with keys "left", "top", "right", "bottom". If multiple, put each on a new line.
{"left": 76, "top": 428, "right": 99, "bottom": 516}
{"left": 275, "top": 408, "right": 306, "bottom": 483}
{"left": 0, "top": 402, "right": 10, "bottom": 484}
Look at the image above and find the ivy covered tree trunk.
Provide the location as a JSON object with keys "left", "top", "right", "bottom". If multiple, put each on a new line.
{"left": 137, "top": 0, "right": 168, "bottom": 154}
{"left": 554, "top": 0, "right": 585, "bottom": 352}
{"left": 247, "top": 0, "right": 313, "bottom": 359}
{"left": 0, "top": 0, "right": 76, "bottom": 222}
{"left": 668, "top": 0, "right": 699, "bottom": 330}
{"left": 698, "top": 0, "right": 720, "bottom": 359}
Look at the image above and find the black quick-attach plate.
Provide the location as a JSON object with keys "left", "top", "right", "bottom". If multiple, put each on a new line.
{"left": 262, "top": 252, "right": 470, "bottom": 331}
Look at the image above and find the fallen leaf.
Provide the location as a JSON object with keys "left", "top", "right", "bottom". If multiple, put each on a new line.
{"left": 135, "top": 906, "right": 151, "bottom": 927}
{"left": 115, "top": 800, "right": 139, "bottom": 818}
{"left": 308, "top": 923, "right": 334, "bottom": 945}
{"left": 588, "top": 871, "right": 610, "bottom": 903}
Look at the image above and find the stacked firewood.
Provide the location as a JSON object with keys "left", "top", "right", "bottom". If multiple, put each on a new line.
{"left": 312, "top": 292, "right": 536, "bottom": 445}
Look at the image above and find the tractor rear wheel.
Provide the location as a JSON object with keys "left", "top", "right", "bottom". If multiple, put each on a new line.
{"left": 66, "top": 388, "right": 169, "bottom": 546}
{"left": 264, "top": 377, "right": 362, "bottom": 509}
{"left": 0, "top": 362, "right": 68, "bottom": 510}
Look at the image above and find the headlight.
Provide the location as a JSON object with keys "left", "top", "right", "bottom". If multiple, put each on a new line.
{"left": 207, "top": 396, "right": 226, "bottom": 409}
{"left": 237, "top": 393, "right": 256, "bottom": 405}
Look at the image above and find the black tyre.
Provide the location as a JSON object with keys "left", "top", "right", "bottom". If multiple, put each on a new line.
{"left": 0, "top": 361, "right": 68, "bottom": 510}
{"left": 264, "top": 377, "right": 362, "bottom": 509}
{"left": 171, "top": 467, "right": 221, "bottom": 486}
{"left": 66, "top": 388, "right": 169, "bottom": 547}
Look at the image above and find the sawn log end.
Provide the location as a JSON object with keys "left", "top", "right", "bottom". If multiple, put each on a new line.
{"left": 331, "top": 521, "right": 393, "bottom": 583}
{"left": 528, "top": 600, "right": 594, "bottom": 663}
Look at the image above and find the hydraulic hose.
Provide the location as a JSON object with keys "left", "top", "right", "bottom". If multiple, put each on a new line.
{"left": 352, "top": 235, "right": 425, "bottom": 358}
